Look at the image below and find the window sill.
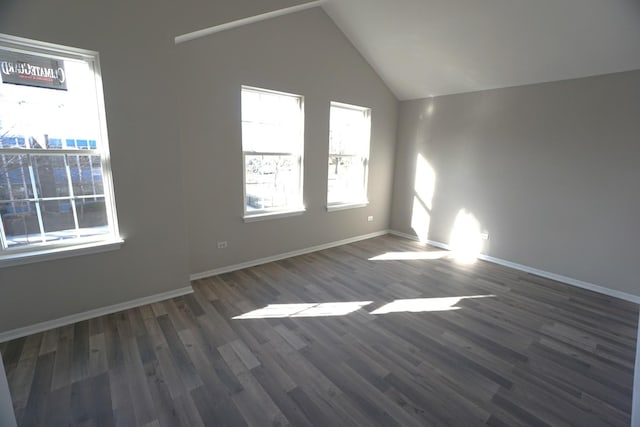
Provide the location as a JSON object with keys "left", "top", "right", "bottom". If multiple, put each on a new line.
{"left": 0, "top": 238, "right": 124, "bottom": 268}
{"left": 243, "top": 208, "right": 306, "bottom": 223}
{"left": 327, "top": 201, "right": 369, "bottom": 212}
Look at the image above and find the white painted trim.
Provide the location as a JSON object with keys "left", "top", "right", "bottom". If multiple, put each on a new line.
{"left": 327, "top": 201, "right": 369, "bottom": 212}
{"left": 0, "top": 285, "right": 193, "bottom": 343}
{"left": 477, "top": 252, "right": 640, "bottom": 304}
{"left": 174, "top": 0, "right": 325, "bottom": 44}
{"left": 388, "top": 230, "right": 426, "bottom": 243}
{"left": 388, "top": 230, "right": 640, "bottom": 304}
{"left": 0, "top": 239, "right": 123, "bottom": 268}
{"left": 190, "top": 230, "right": 389, "bottom": 281}
{"left": 243, "top": 208, "right": 306, "bottom": 223}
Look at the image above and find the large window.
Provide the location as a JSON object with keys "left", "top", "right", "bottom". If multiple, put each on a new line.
{"left": 327, "top": 102, "right": 371, "bottom": 209}
{"left": 0, "top": 34, "right": 120, "bottom": 265}
{"left": 241, "top": 86, "right": 304, "bottom": 219}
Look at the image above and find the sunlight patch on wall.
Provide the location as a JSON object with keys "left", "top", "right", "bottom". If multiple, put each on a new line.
{"left": 370, "top": 295, "right": 495, "bottom": 314}
{"left": 411, "top": 153, "right": 436, "bottom": 242}
{"left": 449, "top": 209, "right": 482, "bottom": 264}
{"left": 232, "top": 301, "right": 373, "bottom": 319}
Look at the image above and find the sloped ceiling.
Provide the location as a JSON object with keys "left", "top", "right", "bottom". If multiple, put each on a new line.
{"left": 322, "top": 0, "right": 640, "bottom": 100}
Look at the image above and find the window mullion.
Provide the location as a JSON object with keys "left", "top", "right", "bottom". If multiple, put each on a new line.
{"left": 0, "top": 213, "right": 7, "bottom": 250}
{"left": 1, "top": 154, "right": 16, "bottom": 215}
{"left": 0, "top": 154, "right": 10, "bottom": 249}
{"left": 63, "top": 154, "right": 80, "bottom": 236}
{"left": 90, "top": 155, "right": 97, "bottom": 197}
{"left": 26, "top": 154, "right": 46, "bottom": 243}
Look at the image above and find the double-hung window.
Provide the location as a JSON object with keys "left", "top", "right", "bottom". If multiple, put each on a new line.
{"left": 0, "top": 34, "right": 120, "bottom": 266}
{"left": 327, "top": 102, "right": 371, "bottom": 210}
{"left": 241, "top": 86, "right": 304, "bottom": 220}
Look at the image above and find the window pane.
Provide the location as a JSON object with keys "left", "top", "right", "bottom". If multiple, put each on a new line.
{"left": 0, "top": 154, "right": 34, "bottom": 201}
{"left": 0, "top": 36, "right": 119, "bottom": 256}
{"left": 242, "top": 122, "right": 300, "bottom": 154}
{"left": 329, "top": 107, "right": 368, "bottom": 155}
{"left": 245, "top": 154, "right": 300, "bottom": 211}
{"left": 241, "top": 86, "right": 304, "bottom": 215}
{"left": 328, "top": 103, "right": 371, "bottom": 206}
{"left": 328, "top": 155, "right": 366, "bottom": 204}
{"left": 0, "top": 57, "right": 102, "bottom": 149}
{"left": 76, "top": 197, "right": 108, "bottom": 231}
{"left": 41, "top": 199, "right": 75, "bottom": 233}
{"left": 33, "top": 155, "right": 69, "bottom": 198}
{"left": 68, "top": 155, "right": 104, "bottom": 196}
{"left": 0, "top": 201, "right": 41, "bottom": 247}
{"left": 241, "top": 89, "right": 260, "bottom": 123}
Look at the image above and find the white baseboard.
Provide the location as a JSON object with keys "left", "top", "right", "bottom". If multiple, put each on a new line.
{"left": 388, "top": 230, "right": 425, "bottom": 242}
{"left": 0, "top": 285, "right": 194, "bottom": 343}
{"left": 389, "top": 230, "right": 640, "bottom": 304}
{"left": 190, "top": 230, "right": 390, "bottom": 281}
{"left": 633, "top": 312, "right": 640, "bottom": 427}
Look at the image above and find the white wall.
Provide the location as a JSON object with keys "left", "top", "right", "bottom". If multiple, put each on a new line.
{"left": 391, "top": 70, "right": 640, "bottom": 296}
{"left": 0, "top": 0, "right": 314, "bottom": 334}
{"left": 0, "top": 1, "right": 397, "bottom": 334}
{"left": 177, "top": 7, "right": 398, "bottom": 276}
{"left": 0, "top": 0, "right": 192, "bottom": 334}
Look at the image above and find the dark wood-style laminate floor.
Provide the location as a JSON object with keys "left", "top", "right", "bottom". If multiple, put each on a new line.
{"left": 1, "top": 235, "right": 638, "bottom": 426}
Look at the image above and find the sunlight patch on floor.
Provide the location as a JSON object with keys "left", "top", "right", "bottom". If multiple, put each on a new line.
{"left": 368, "top": 250, "right": 449, "bottom": 261}
{"left": 370, "top": 295, "right": 495, "bottom": 314}
{"left": 232, "top": 301, "right": 373, "bottom": 319}
{"left": 233, "top": 295, "right": 495, "bottom": 319}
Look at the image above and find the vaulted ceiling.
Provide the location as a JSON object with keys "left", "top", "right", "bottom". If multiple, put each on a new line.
{"left": 322, "top": 0, "right": 640, "bottom": 100}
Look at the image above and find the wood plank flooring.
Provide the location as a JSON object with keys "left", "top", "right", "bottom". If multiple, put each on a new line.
{"left": 1, "top": 235, "right": 637, "bottom": 426}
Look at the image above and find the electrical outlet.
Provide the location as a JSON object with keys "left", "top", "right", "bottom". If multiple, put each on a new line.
{"left": 367, "top": 216, "right": 374, "bottom": 222}
{"left": 217, "top": 241, "right": 228, "bottom": 249}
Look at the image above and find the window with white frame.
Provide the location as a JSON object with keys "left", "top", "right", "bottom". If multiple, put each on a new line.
{"left": 241, "top": 86, "right": 304, "bottom": 219}
{"left": 327, "top": 102, "right": 371, "bottom": 208}
{"left": 0, "top": 34, "right": 120, "bottom": 264}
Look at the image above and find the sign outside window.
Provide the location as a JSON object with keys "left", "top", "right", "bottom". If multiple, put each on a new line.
{"left": 0, "top": 51, "right": 67, "bottom": 91}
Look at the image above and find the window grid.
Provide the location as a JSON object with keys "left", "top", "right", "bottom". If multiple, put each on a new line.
{"left": 241, "top": 86, "right": 304, "bottom": 217}
{"left": 0, "top": 33, "right": 119, "bottom": 258}
{"left": 328, "top": 102, "right": 371, "bottom": 207}
{"left": 0, "top": 150, "right": 107, "bottom": 249}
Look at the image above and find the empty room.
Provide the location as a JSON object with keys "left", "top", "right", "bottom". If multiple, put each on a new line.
{"left": 1, "top": 0, "right": 639, "bottom": 425}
